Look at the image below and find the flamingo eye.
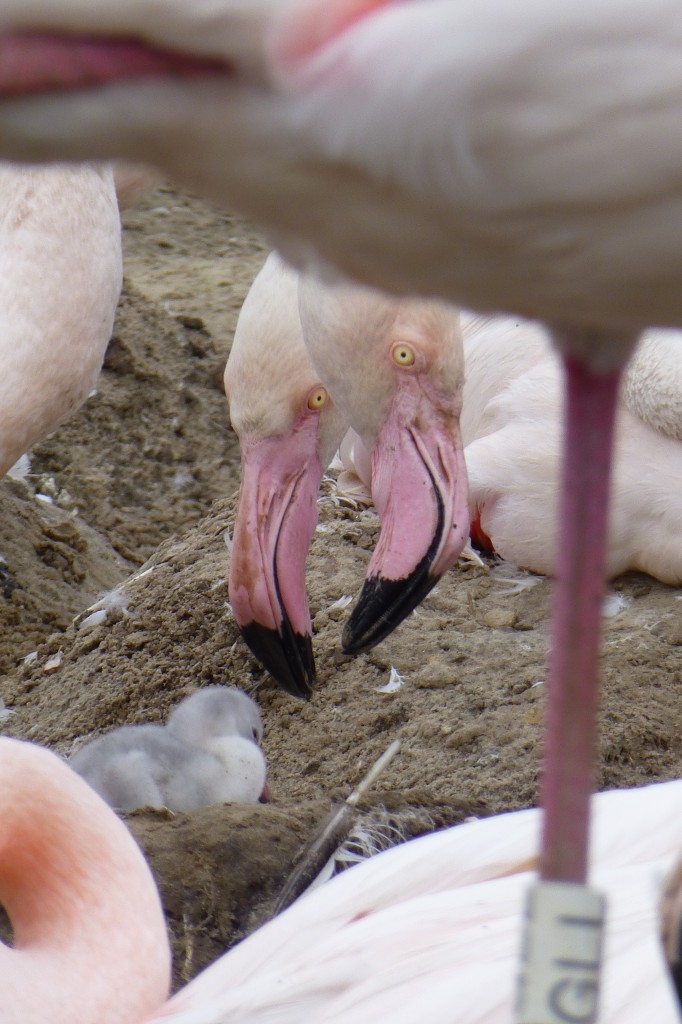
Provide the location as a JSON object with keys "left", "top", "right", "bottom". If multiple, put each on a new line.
{"left": 392, "top": 343, "right": 416, "bottom": 367}
{"left": 307, "top": 386, "right": 328, "bottom": 411}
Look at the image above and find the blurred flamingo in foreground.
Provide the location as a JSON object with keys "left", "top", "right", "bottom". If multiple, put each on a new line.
{"left": 0, "top": 0, "right": 682, "bottom": 984}
{"left": 3, "top": 734, "right": 682, "bottom": 1024}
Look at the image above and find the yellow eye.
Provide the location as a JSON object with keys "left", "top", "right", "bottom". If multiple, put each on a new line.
{"left": 307, "top": 386, "right": 328, "bottom": 411}
{"left": 392, "top": 343, "right": 416, "bottom": 367}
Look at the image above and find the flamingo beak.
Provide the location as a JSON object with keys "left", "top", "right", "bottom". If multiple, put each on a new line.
{"left": 229, "top": 421, "right": 322, "bottom": 699}
{"left": 343, "top": 381, "right": 469, "bottom": 654}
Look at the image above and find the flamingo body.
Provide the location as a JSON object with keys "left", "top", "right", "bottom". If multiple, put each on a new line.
{"left": 1, "top": 736, "right": 681, "bottom": 1023}
{"left": 461, "top": 318, "right": 682, "bottom": 583}
{"left": 0, "top": 162, "right": 121, "bottom": 477}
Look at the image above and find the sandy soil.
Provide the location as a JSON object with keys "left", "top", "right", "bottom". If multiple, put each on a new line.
{"left": 1, "top": 186, "right": 681, "bottom": 989}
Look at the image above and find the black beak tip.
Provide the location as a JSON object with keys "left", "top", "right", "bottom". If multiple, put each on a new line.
{"left": 240, "top": 621, "right": 315, "bottom": 700}
{"left": 342, "top": 567, "right": 441, "bottom": 655}
{"left": 341, "top": 574, "right": 405, "bottom": 655}
{"left": 341, "top": 633, "right": 365, "bottom": 657}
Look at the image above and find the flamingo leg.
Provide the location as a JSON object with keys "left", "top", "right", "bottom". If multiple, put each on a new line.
{"left": 517, "top": 343, "right": 635, "bottom": 1023}
{"left": 539, "top": 348, "right": 626, "bottom": 883}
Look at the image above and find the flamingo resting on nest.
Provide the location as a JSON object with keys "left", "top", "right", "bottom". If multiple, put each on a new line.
{"left": 460, "top": 315, "right": 682, "bottom": 583}
{"left": 2, "top": 735, "right": 682, "bottom": 1023}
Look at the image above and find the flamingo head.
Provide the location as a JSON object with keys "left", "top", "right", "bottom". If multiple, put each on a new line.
{"left": 225, "top": 254, "right": 346, "bottom": 699}
{"left": 299, "top": 275, "right": 470, "bottom": 654}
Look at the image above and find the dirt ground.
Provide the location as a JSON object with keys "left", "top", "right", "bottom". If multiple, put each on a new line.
{"left": 1, "top": 186, "right": 681, "bottom": 989}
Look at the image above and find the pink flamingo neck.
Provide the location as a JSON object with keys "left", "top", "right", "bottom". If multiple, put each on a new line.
{"left": 539, "top": 353, "right": 623, "bottom": 884}
{"left": 0, "top": 738, "right": 170, "bottom": 1024}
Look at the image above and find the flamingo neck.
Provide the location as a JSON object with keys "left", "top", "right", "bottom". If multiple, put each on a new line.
{"left": 0, "top": 738, "right": 170, "bottom": 1024}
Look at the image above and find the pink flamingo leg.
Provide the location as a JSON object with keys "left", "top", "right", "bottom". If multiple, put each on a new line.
{"left": 539, "top": 353, "right": 623, "bottom": 884}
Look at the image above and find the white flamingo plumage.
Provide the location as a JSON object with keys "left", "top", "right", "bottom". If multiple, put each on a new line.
{"left": 461, "top": 317, "right": 682, "bottom": 584}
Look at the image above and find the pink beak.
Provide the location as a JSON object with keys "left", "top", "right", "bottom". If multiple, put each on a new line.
{"left": 229, "top": 415, "right": 322, "bottom": 699}
{"left": 343, "top": 377, "right": 469, "bottom": 654}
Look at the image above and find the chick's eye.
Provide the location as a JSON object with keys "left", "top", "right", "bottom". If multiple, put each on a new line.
{"left": 392, "top": 343, "right": 416, "bottom": 367}
{"left": 307, "top": 386, "right": 328, "bottom": 411}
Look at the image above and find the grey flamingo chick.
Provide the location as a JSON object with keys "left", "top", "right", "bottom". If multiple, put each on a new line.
{"left": 70, "top": 687, "right": 266, "bottom": 811}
